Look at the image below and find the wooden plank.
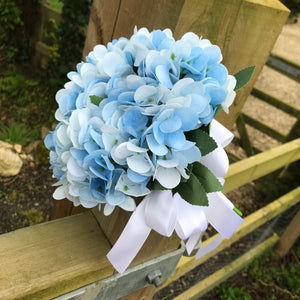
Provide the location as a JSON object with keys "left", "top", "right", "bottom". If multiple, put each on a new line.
{"left": 112, "top": 0, "right": 185, "bottom": 40}
{"left": 35, "top": 41, "right": 51, "bottom": 58}
{"left": 41, "top": 4, "right": 62, "bottom": 22}
{"left": 82, "top": 0, "right": 121, "bottom": 57}
{"left": 173, "top": 234, "right": 279, "bottom": 300}
{"left": 266, "top": 54, "right": 300, "bottom": 82}
{"left": 224, "top": 138, "right": 300, "bottom": 192}
{"left": 91, "top": 207, "right": 181, "bottom": 270}
{"left": 275, "top": 208, "right": 300, "bottom": 258}
{"left": 236, "top": 114, "right": 255, "bottom": 156}
{"left": 241, "top": 112, "right": 287, "bottom": 143}
{"left": 286, "top": 120, "right": 300, "bottom": 142}
{"left": 251, "top": 88, "right": 300, "bottom": 119}
{"left": 232, "top": 136, "right": 261, "bottom": 155}
{"left": 83, "top": 0, "right": 185, "bottom": 57}
{"left": 0, "top": 212, "right": 114, "bottom": 300}
{"left": 175, "top": 0, "right": 289, "bottom": 129}
{"left": 160, "top": 186, "right": 300, "bottom": 289}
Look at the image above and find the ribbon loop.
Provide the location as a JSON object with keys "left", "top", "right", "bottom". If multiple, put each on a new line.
{"left": 145, "top": 190, "right": 176, "bottom": 237}
{"left": 107, "top": 121, "right": 243, "bottom": 273}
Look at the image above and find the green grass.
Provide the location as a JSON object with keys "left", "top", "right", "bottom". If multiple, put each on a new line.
{"left": 0, "top": 66, "right": 57, "bottom": 146}
{"left": 216, "top": 284, "right": 252, "bottom": 300}
{"left": 48, "top": 0, "right": 63, "bottom": 12}
{"left": 216, "top": 245, "right": 300, "bottom": 300}
{"left": 0, "top": 122, "right": 37, "bottom": 147}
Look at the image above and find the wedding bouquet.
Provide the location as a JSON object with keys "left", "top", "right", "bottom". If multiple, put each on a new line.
{"left": 45, "top": 27, "right": 254, "bottom": 273}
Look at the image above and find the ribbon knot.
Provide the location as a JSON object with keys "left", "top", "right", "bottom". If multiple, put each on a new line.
{"left": 107, "top": 120, "right": 244, "bottom": 273}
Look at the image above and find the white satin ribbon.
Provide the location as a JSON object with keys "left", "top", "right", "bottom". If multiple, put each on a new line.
{"left": 107, "top": 190, "right": 208, "bottom": 273}
{"left": 107, "top": 120, "right": 244, "bottom": 273}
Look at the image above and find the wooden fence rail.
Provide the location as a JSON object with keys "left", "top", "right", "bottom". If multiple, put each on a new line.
{"left": 160, "top": 186, "right": 300, "bottom": 291}
{"left": 173, "top": 234, "right": 280, "bottom": 300}
{"left": 234, "top": 55, "right": 300, "bottom": 158}
{"left": 33, "top": 3, "right": 62, "bottom": 67}
{"left": 0, "top": 138, "right": 299, "bottom": 300}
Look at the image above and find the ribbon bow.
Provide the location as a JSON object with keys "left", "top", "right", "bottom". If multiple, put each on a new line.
{"left": 107, "top": 120, "right": 244, "bottom": 273}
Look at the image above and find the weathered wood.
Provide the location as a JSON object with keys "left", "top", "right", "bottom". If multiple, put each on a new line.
{"left": 82, "top": 0, "right": 121, "bottom": 57}
{"left": 275, "top": 208, "right": 300, "bottom": 258}
{"left": 224, "top": 138, "right": 300, "bottom": 192}
{"left": 91, "top": 206, "right": 181, "bottom": 270}
{"left": 83, "top": 0, "right": 185, "bottom": 58}
{"left": 251, "top": 88, "right": 300, "bottom": 119}
{"left": 172, "top": 234, "right": 279, "bottom": 300}
{"left": 175, "top": 0, "right": 289, "bottom": 129}
{"left": 241, "top": 112, "right": 287, "bottom": 142}
{"left": 160, "top": 186, "right": 300, "bottom": 289}
{"left": 112, "top": 0, "right": 185, "bottom": 40}
{"left": 1, "top": 165, "right": 299, "bottom": 299}
{"left": 0, "top": 212, "right": 114, "bottom": 300}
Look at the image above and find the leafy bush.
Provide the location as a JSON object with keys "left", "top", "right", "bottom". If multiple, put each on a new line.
{"left": 0, "top": 0, "right": 23, "bottom": 63}
{"left": 0, "top": 0, "right": 41, "bottom": 64}
{"left": 47, "top": 0, "right": 92, "bottom": 89}
{"left": 216, "top": 284, "right": 252, "bottom": 300}
{"left": 0, "top": 122, "right": 37, "bottom": 146}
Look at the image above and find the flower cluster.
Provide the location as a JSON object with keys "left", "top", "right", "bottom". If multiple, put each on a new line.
{"left": 45, "top": 27, "right": 237, "bottom": 215}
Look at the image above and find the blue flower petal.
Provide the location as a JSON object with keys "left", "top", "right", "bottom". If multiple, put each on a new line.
{"left": 153, "top": 122, "right": 164, "bottom": 144}
{"left": 174, "top": 107, "right": 198, "bottom": 131}
{"left": 146, "top": 133, "right": 168, "bottom": 156}
{"left": 127, "top": 168, "right": 149, "bottom": 183}
{"left": 165, "top": 130, "right": 186, "bottom": 150}
{"left": 206, "top": 63, "right": 228, "bottom": 85}
{"left": 159, "top": 115, "right": 182, "bottom": 133}
{"left": 205, "top": 84, "right": 227, "bottom": 106}
{"left": 155, "top": 64, "right": 173, "bottom": 89}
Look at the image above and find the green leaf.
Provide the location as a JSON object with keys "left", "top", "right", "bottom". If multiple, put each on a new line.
{"left": 174, "top": 173, "right": 208, "bottom": 206}
{"left": 214, "top": 104, "right": 223, "bottom": 117}
{"left": 234, "top": 66, "right": 255, "bottom": 91}
{"left": 192, "top": 162, "right": 223, "bottom": 193}
{"left": 201, "top": 124, "right": 210, "bottom": 135}
{"left": 149, "top": 180, "right": 168, "bottom": 191}
{"left": 89, "top": 95, "right": 104, "bottom": 106}
{"left": 185, "top": 128, "right": 217, "bottom": 156}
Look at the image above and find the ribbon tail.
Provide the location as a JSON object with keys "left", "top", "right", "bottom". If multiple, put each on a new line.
{"left": 185, "top": 232, "right": 203, "bottom": 255}
{"left": 195, "top": 234, "right": 223, "bottom": 259}
{"left": 106, "top": 200, "right": 151, "bottom": 273}
{"left": 195, "top": 192, "right": 244, "bottom": 259}
{"left": 203, "top": 192, "right": 244, "bottom": 239}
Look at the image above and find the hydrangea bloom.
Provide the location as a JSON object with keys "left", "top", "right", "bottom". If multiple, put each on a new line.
{"left": 45, "top": 27, "right": 237, "bottom": 215}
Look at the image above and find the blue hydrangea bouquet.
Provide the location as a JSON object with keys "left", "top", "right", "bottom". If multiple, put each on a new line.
{"left": 45, "top": 27, "right": 254, "bottom": 273}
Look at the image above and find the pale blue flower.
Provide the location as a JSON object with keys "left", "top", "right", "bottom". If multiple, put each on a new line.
{"left": 45, "top": 27, "right": 236, "bottom": 214}
{"left": 83, "top": 149, "right": 114, "bottom": 182}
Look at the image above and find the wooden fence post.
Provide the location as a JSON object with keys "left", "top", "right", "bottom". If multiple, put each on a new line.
{"left": 275, "top": 208, "right": 300, "bottom": 258}
{"left": 174, "top": 0, "right": 289, "bottom": 129}
{"left": 51, "top": 1, "right": 289, "bottom": 298}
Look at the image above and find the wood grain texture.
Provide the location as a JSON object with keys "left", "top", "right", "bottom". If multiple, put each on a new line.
{"left": 224, "top": 138, "right": 300, "bottom": 192}
{"left": 0, "top": 212, "right": 114, "bottom": 300}
{"left": 112, "top": 0, "right": 185, "bottom": 39}
{"left": 91, "top": 206, "right": 181, "bottom": 269}
{"left": 174, "top": 0, "right": 289, "bottom": 129}
{"left": 82, "top": 0, "right": 121, "bottom": 57}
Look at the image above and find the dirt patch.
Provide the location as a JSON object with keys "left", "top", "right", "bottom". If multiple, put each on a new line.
{"left": 0, "top": 161, "right": 55, "bottom": 234}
